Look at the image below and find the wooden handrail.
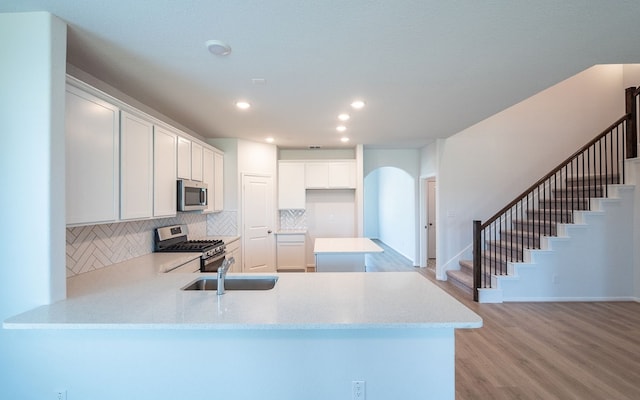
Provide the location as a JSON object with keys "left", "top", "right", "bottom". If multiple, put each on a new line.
{"left": 480, "top": 114, "right": 630, "bottom": 230}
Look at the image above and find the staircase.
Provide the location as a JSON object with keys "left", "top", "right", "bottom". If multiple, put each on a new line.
{"left": 446, "top": 173, "right": 619, "bottom": 296}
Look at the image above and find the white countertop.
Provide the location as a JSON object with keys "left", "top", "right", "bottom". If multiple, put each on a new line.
{"left": 275, "top": 230, "right": 307, "bottom": 235}
{"left": 314, "top": 237, "right": 383, "bottom": 254}
{"left": 4, "top": 252, "right": 481, "bottom": 331}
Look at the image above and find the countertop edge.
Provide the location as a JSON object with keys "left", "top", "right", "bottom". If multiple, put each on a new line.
{"left": 3, "top": 320, "right": 482, "bottom": 331}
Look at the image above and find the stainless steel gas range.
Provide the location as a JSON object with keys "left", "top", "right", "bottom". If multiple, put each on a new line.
{"left": 154, "top": 225, "right": 226, "bottom": 272}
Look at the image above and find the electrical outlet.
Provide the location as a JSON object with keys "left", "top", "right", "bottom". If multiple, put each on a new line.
{"left": 352, "top": 380, "right": 365, "bottom": 399}
{"left": 55, "top": 390, "right": 67, "bottom": 400}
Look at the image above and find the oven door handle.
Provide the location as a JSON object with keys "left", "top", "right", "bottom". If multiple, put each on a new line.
{"left": 203, "top": 252, "right": 226, "bottom": 264}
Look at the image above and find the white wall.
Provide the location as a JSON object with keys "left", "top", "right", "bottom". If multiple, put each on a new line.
{"left": 364, "top": 170, "right": 380, "bottom": 237}
{"left": 420, "top": 141, "right": 439, "bottom": 178}
{"left": 435, "top": 65, "right": 628, "bottom": 278}
{"left": 0, "top": 11, "right": 66, "bottom": 317}
{"left": 364, "top": 148, "right": 420, "bottom": 264}
{"left": 627, "top": 158, "right": 640, "bottom": 300}
{"left": 377, "top": 167, "right": 416, "bottom": 262}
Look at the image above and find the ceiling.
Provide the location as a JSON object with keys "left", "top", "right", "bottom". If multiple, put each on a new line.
{"left": 3, "top": 1, "right": 640, "bottom": 149}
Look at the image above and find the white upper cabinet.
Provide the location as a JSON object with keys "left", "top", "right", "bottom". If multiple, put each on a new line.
{"left": 305, "top": 160, "right": 356, "bottom": 189}
{"left": 304, "top": 162, "right": 329, "bottom": 189}
{"left": 203, "top": 149, "right": 224, "bottom": 212}
{"left": 65, "top": 84, "right": 120, "bottom": 226}
{"left": 120, "top": 111, "right": 154, "bottom": 220}
{"left": 191, "top": 142, "right": 203, "bottom": 182}
{"left": 328, "top": 161, "right": 356, "bottom": 188}
{"left": 177, "top": 136, "right": 191, "bottom": 180}
{"left": 213, "top": 151, "right": 224, "bottom": 211}
{"left": 65, "top": 77, "right": 224, "bottom": 225}
{"left": 202, "top": 147, "right": 215, "bottom": 213}
{"left": 153, "top": 126, "right": 177, "bottom": 217}
{"left": 177, "top": 136, "right": 205, "bottom": 182}
{"left": 278, "top": 161, "right": 306, "bottom": 209}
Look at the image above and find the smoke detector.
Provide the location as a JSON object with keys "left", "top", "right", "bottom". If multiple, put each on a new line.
{"left": 205, "top": 40, "right": 232, "bottom": 56}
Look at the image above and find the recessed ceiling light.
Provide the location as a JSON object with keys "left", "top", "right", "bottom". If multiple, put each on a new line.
{"left": 205, "top": 40, "right": 232, "bottom": 56}
{"left": 266, "top": 137, "right": 274, "bottom": 143}
{"left": 235, "top": 101, "right": 251, "bottom": 110}
{"left": 351, "top": 100, "right": 366, "bottom": 110}
{"left": 336, "top": 125, "right": 347, "bottom": 132}
{"left": 338, "top": 113, "right": 350, "bottom": 121}
{"left": 341, "top": 137, "right": 350, "bottom": 143}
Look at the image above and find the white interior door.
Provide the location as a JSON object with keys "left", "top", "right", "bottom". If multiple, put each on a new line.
{"left": 242, "top": 174, "right": 275, "bottom": 273}
{"left": 427, "top": 179, "right": 437, "bottom": 258}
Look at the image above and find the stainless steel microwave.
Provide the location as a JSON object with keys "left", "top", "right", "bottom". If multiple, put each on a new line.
{"left": 177, "top": 179, "right": 208, "bottom": 211}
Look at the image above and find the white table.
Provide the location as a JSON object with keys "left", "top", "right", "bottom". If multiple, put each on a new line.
{"left": 313, "top": 237, "right": 383, "bottom": 272}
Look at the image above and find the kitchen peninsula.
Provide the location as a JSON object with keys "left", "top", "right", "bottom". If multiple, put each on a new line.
{"left": 4, "top": 252, "right": 481, "bottom": 399}
{"left": 314, "top": 237, "right": 383, "bottom": 272}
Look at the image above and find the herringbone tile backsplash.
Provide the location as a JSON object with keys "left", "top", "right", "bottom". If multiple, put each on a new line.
{"left": 66, "top": 213, "right": 212, "bottom": 277}
{"left": 206, "top": 211, "right": 238, "bottom": 236}
{"left": 279, "top": 209, "right": 307, "bottom": 230}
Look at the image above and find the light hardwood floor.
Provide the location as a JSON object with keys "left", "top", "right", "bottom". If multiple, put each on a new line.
{"left": 368, "top": 241, "right": 640, "bottom": 399}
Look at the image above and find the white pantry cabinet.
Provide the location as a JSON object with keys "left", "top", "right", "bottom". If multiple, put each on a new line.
{"left": 120, "top": 111, "right": 154, "bottom": 220}
{"left": 278, "top": 161, "right": 305, "bottom": 209}
{"left": 153, "top": 126, "right": 178, "bottom": 217}
{"left": 65, "top": 85, "right": 120, "bottom": 226}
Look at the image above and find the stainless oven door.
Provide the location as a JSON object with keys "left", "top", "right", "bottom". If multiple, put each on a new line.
{"left": 201, "top": 251, "right": 226, "bottom": 272}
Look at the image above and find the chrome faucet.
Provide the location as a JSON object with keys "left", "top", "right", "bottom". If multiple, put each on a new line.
{"left": 217, "top": 257, "right": 235, "bottom": 295}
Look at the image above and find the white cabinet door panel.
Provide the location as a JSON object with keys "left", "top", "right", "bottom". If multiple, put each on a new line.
{"left": 65, "top": 86, "right": 120, "bottom": 225}
{"left": 213, "top": 152, "right": 224, "bottom": 211}
{"left": 305, "top": 162, "right": 329, "bottom": 189}
{"left": 202, "top": 147, "right": 215, "bottom": 213}
{"left": 278, "top": 161, "right": 305, "bottom": 209}
{"left": 191, "top": 142, "right": 203, "bottom": 182}
{"left": 120, "top": 111, "right": 153, "bottom": 220}
{"left": 153, "top": 126, "right": 177, "bottom": 217}
{"left": 328, "top": 161, "right": 356, "bottom": 188}
{"left": 177, "top": 136, "right": 191, "bottom": 180}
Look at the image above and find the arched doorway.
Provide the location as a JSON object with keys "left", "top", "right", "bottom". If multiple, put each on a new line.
{"left": 363, "top": 166, "right": 416, "bottom": 264}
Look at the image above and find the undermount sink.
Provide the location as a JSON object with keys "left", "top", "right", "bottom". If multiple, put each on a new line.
{"left": 181, "top": 276, "right": 278, "bottom": 291}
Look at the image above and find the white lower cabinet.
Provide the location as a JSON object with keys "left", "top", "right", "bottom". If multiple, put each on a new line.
{"left": 226, "top": 239, "right": 242, "bottom": 273}
{"left": 65, "top": 84, "right": 120, "bottom": 226}
{"left": 276, "top": 233, "right": 306, "bottom": 272}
